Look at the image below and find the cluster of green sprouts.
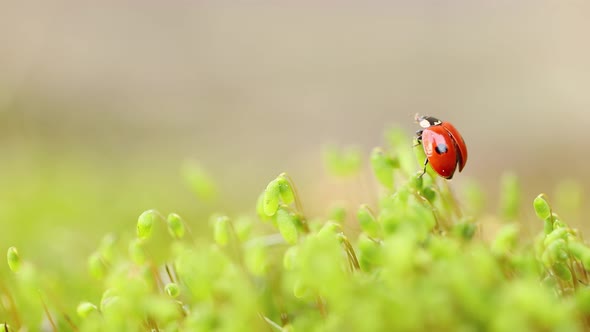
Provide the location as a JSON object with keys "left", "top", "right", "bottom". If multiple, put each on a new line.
{"left": 3, "top": 128, "right": 590, "bottom": 331}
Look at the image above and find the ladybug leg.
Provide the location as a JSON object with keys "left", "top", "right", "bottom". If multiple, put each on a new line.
{"left": 414, "top": 129, "right": 427, "bottom": 177}
{"left": 413, "top": 130, "right": 423, "bottom": 147}
{"left": 415, "top": 130, "right": 423, "bottom": 140}
{"left": 418, "top": 158, "right": 429, "bottom": 178}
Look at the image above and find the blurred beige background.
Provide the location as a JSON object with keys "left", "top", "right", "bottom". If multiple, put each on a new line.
{"left": 1, "top": 1, "right": 589, "bottom": 246}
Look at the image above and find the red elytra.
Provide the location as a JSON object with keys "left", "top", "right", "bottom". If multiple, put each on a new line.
{"left": 415, "top": 114, "right": 468, "bottom": 179}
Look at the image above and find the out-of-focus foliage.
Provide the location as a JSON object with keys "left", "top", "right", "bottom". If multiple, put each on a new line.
{"left": 2, "top": 129, "right": 590, "bottom": 331}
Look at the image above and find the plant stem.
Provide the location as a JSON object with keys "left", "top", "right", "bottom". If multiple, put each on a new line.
{"left": 280, "top": 173, "right": 304, "bottom": 215}
{"left": 316, "top": 296, "right": 327, "bottom": 318}
{"left": 165, "top": 264, "right": 176, "bottom": 284}
{"left": 39, "top": 292, "right": 57, "bottom": 332}
{"left": 340, "top": 236, "right": 360, "bottom": 271}
{"left": 260, "top": 314, "right": 283, "bottom": 331}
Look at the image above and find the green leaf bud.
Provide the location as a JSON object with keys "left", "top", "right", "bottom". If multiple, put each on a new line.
{"left": 357, "top": 234, "right": 381, "bottom": 272}
{"left": 165, "top": 283, "right": 180, "bottom": 298}
{"left": 263, "top": 179, "right": 281, "bottom": 216}
{"left": 213, "top": 216, "right": 231, "bottom": 246}
{"left": 257, "top": 192, "right": 274, "bottom": 222}
{"left": 533, "top": 194, "right": 551, "bottom": 220}
{"left": 317, "top": 221, "right": 342, "bottom": 238}
{"left": 7, "top": 247, "right": 21, "bottom": 273}
{"left": 543, "top": 228, "right": 568, "bottom": 247}
{"left": 100, "top": 288, "right": 119, "bottom": 312}
{"left": 421, "top": 187, "right": 436, "bottom": 203}
{"left": 87, "top": 252, "right": 106, "bottom": 279}
{"left": 76, "top": 302, "right": 98, "bottom": 318}
{"left": 410, "top": 174, "right": 423, "bottom": 191}
{"left": 276, "top": 208, "right": 298, "bottom": 245}
{"left": 167, "top": 213, "right": 186, "bottom": 239}
{"left": 452, "top": 219, "right": 477, "bottom": 241}
{"left": 98, "top": 233, "right": 117, "bottom": 263}
{"left": 567, "top": 241, "right": 590, "bottom": 263}
{"left": 137, "top": 209, "right": 158, "bottom": 240}
{"left": 277, "top": 174, "right": 295, "bottom": 204}
{"left": 357, "top": 204, "right": 380, "bottom": 238}
{"left": 546, "top": 239, "right": 568, "bottom": 263}
{"left": 370, "top": 147, "right": 394, "bottom": 189}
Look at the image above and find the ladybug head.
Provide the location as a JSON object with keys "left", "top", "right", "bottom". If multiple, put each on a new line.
{"left": 415, "top": 114, "right": 442, "bottom": 128}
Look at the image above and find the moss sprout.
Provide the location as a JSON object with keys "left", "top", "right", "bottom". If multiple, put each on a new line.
{"left": 4, "top": 126, "right": 590, "bottom": 331}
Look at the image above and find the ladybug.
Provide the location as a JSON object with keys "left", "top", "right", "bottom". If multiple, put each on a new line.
{"left": 414, "top": 114, "right": 468, "bottom": 179}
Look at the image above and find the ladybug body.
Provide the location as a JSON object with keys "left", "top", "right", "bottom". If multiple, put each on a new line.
{"left": 415, "top": 115, "right": 468, "bottom": 179}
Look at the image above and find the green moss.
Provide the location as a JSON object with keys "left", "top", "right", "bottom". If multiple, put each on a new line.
{"left": 4, "top": 127, "right": 590, "bottom": 332}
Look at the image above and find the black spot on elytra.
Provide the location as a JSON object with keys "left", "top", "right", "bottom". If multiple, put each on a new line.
{"left": 435, "top": 144, "right": 448, "bottom": 154}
